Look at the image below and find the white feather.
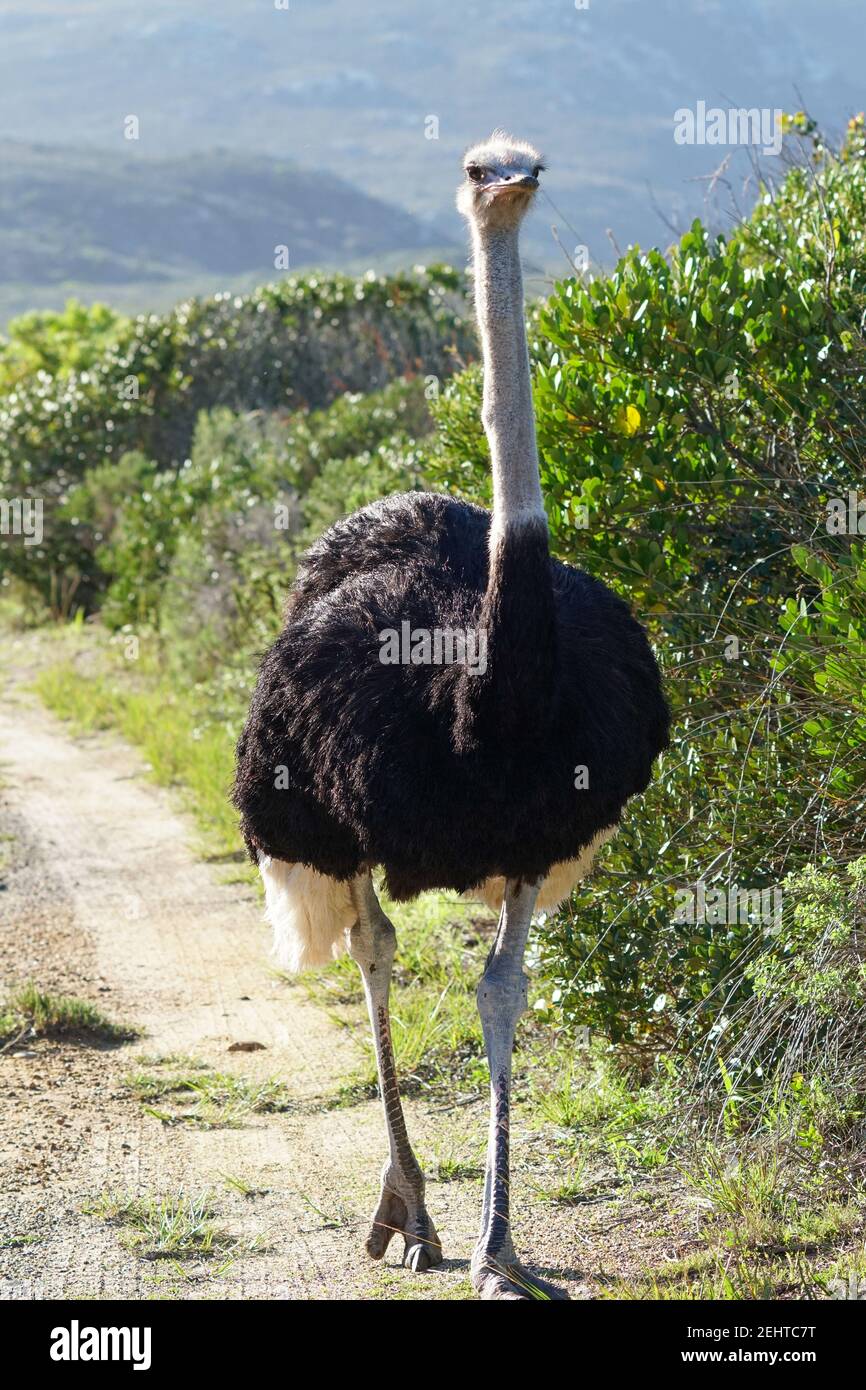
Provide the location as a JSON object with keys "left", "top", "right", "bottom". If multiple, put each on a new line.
{"left": 258, "top": 856, "right": 356, "bottom": 973}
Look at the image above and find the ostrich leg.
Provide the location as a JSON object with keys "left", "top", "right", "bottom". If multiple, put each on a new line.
{"left": 472, "top": 878, "right": 569, "bottom": 1300}
{"left": 347, "top": 873, "right": 442, "bottom": 1271}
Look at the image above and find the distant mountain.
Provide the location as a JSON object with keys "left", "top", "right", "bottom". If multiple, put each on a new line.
{"left": 0, "top": 0, "right": 863, "bottom": 322}
{"left": 1, "top": 1, "right": 863, "bottom": 259}
{"left": 0, "top": 141, "right": 458, "bottom": 326}
{"left": 0, "top": 141, "right": 452, "bottom": 296}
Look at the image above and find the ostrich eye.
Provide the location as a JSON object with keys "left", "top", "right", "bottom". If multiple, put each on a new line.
{"left": 532, "top": 165, "right": 542, "bottom": 179}
{"left": 466, "top": 165, "right": 485, "bottom": 183}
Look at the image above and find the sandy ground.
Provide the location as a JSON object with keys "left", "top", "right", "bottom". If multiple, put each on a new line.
{"left": 0, "top": 643, "right": 639, "bottom": 1301}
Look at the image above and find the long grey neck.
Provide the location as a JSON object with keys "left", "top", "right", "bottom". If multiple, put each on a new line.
{"left": 471, "top": 222, "right": 546, "bottom": 549}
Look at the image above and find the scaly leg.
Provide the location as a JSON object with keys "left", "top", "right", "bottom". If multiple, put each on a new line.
{"left": 472, "top": 878, "right": 569, "bottom": 1300}
{"left": 347, "top": 873, "right": 442, "bottom": 1271}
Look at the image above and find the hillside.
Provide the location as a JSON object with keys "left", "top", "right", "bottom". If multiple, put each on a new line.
{"left": 0, "top": 142, "right": 457, "bottom": 325}
{"left": 0, "top": 0, "right": 863, "bottom": 271}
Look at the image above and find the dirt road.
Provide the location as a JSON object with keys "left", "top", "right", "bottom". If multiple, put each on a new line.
{"left": 0, "top": 649, "right": 596, "bottom": 1301}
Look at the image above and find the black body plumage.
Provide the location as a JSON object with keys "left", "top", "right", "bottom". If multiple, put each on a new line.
{"left": 233, "top": 491, "right": 669, "bottom": 901}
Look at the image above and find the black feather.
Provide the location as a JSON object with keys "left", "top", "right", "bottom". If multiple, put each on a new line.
{"left": 233, "top": 491, "right": 669, "bottom": 901}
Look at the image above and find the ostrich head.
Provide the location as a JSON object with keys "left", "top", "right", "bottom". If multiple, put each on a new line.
{"left": 457, "top": 130, "right": 545, "bottom": 231}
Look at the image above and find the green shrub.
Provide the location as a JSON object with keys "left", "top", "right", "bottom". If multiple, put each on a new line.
{"left": 705, "top": 858, "right": 866, "bottom": 1142}
{"left": 0, "top": 299, "right": 129, "bottom": 386}
{"left": 0, "top": 267, "right": 469, "bottom": 612}
{"left": 747, "top": 860, "right": 866, "bottom": 1023}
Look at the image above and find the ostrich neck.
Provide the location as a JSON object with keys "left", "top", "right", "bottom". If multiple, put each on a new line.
{"left": 454, "top": 219, "right": 555, "bottom": 743}
{"left": 471, "top": 222, "right": 546, "bottom": 546}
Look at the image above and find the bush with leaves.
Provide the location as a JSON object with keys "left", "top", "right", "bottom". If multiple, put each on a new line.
{"left": 90, "top": 375, "right": 435, "bottom": 633}
{"left": 700, "top": 858, "right": 866, "bottom": 1146}
{"left": 0, "top": 299, "right": 130, "bottom": 388}
{"left": 0, "top": 267, "right": 469, "bottom": 612}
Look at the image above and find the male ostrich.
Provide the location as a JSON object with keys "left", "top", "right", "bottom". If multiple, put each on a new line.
{"left": 233, "top": 132, "right": 669, "bottom": 1300}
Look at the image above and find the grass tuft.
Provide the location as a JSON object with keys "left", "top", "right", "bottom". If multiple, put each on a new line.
{"left": 82, "top": 1189, "right": 266, "bottom": 1261}
{"left": 122, "top": 1064, "right": 293, "bottom": 1128}
{"left": 0, "top": 982, "right": 139, "bottom": 1047}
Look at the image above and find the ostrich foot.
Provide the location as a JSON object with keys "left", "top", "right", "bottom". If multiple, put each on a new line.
{"left": 472, "top": 1253, "right": 570, "bottom": 1301}
{"left": 366, "top": 1182, "right": 443, "bottom": 1272}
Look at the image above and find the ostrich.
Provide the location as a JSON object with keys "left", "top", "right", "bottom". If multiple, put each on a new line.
{"left": 233, "top": 132, "right": 669, "bottom": 1300}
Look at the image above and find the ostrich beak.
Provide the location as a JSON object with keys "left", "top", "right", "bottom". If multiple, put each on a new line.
{"left": 489, "top": 174, "right": 539, "bottom": 194}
